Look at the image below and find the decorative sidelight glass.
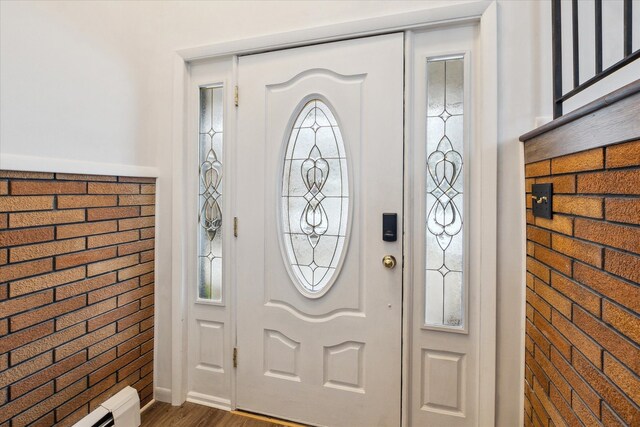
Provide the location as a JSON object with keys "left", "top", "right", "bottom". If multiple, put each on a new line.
{"left": 198, "top": 85, "right": 224, "bottom": 302}
{"left": 425, "top": 57, "right": 465, "bottom": 329}
{"left": 281, "top": 99, "right": 349, "bottom": 296}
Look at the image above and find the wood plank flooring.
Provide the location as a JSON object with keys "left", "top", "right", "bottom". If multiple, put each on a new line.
{"left": 141, "top": 402, "right": 296, "bottom": 427}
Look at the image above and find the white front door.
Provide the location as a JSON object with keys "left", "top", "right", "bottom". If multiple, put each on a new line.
{"left": 236, "top": 34, "right": 404, "bottom": 426}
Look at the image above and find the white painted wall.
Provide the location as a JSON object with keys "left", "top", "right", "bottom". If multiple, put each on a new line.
{"left": 1, "top": 1, "right": 630, "bottom": 425}
{"left": 496, "top": 3, "right": 550, "bottom": 425}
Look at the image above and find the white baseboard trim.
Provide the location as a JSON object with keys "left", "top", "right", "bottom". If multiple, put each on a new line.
{"left": 140, "top": 399, "right": 156, "bottom": 413}
{"left": 186, "top": 391, "right": 231, "bottom": 411}
{"left": 0, "top": 153, "right": 159, "bottom": 178}
{"left": 154, "top": 387, "right": 172, "bottom": 403}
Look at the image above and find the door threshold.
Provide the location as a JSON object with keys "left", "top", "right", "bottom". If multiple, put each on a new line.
{"left": 231, "top": 410, "right": 307, "bottom": 427}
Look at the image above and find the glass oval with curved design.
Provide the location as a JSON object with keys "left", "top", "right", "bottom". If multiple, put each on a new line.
{"left": 281, "top": 99, "right": 349, "bottom": 296}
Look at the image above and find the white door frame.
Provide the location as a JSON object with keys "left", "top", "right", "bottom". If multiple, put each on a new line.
{"left": 168, "top": 2, "right": 498, "bottom": 425}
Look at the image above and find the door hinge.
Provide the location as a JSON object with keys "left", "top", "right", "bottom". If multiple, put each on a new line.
{"left": 234, "top": 86, "right": 239, "bottom": 107}
{"left": 233, "top": 217, "right": 238, "bottom": 237}
{"left": 233, "top": 347, "right": 238, "bottom": 368}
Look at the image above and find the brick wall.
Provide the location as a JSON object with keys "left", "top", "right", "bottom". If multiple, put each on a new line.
{"left": 0, "top": 171, "right": 155, "bottom": 427}
{"left": 524, "top": 140, "right": 640, "bottom": 426}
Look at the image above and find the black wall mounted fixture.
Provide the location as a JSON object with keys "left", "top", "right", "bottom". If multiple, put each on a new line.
{"left": 382, "top": 213, "right": 398, "bottom": 242}
{"left": 532, "top": 184, "right": 553, "bottom": 219}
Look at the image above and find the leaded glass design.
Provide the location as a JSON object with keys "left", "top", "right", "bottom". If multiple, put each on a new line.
{"left": 425, "top": 57, "right": 465, "bottom": 328}
{"left": 198, "top": 86, "right": 223, "bottom": 302}
{"left": 281, "top": 99, "right": 349, "bottom": 295}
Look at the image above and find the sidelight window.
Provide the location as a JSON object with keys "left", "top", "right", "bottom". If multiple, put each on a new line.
{"left": 425, "top": 57, "right": 466, "bottom": 329}
{"left": 198, "top": 85, "right": 224, "bottom": 302}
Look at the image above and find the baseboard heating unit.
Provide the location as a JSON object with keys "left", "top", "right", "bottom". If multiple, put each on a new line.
{"left": 73, "top": 386, "right": 141, "bottom": 427}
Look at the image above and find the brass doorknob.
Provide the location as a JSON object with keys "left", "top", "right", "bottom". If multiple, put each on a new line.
{"left": 382, "top": 255, "right": 397, "bottom": 269}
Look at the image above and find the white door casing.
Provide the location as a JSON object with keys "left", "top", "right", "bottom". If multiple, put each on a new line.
{"left": 235, "top": 34, "right": 404, "bottom": 427}
{"left": 177, "top": 6, "right": 498, "bottom": 424}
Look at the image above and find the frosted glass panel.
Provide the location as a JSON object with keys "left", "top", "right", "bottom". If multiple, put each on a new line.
{"left": 281, "top": 99, "right": 349, "bottom": 295}
{"left": 425, "top": 57, "right": 465, "bottom": 329}
{"left": 198, "top": 86, "right": 224, "bottom": 302}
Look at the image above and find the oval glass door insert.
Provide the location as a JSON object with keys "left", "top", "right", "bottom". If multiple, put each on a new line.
{"left": 281, "top": 99, "right": 349, "bottom": 296}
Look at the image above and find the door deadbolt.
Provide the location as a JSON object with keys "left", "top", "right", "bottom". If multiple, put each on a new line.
{"left": 382, "top": 255, "right": 397, "bottom": 269}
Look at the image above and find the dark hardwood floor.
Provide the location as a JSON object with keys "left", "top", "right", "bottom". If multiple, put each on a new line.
{"left": 141, "top": 402, "right": 297, "bottom": 427}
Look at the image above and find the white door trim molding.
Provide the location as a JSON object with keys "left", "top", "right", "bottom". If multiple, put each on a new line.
{"left": 168, "top": 3, "right": 499, "bottom": 425}
{"left": 477, "top": 3, "right": 498, "bottom": 425}
{"left": 176, "top": 1, "right": 491, "bottom": 61}
{"left": 166, "top": 54, "right": 189, "bottom": 405}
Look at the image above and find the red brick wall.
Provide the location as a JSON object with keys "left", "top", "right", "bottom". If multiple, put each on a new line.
{"left": 524, "top": 140, "right": 640, "bottom": 426}
{"left": 0, "top": 171, "right": 155, "bottom": 427}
